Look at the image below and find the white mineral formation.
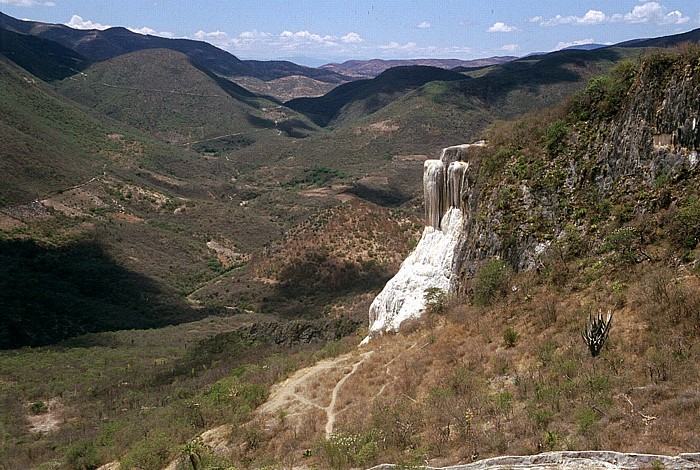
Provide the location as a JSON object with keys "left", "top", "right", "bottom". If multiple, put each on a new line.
{"left": 363, "top": 143, "right": 483, "bottom": 342}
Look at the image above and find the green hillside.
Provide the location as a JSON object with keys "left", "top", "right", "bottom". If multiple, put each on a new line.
{"left": 286, "top": 65, "right": 467, "bottom": 127}
{"left": 0, "top": 12, "right": 350, "bottom": 84}
{"left": 57, "top": 49, "right": 319, "bottom": 148}
{"left": 0, "top": 28, "right": 90, "bottom": 82}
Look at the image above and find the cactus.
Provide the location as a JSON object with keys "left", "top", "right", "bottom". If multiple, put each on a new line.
{"left": 582, "top": 310, "right": 613, "bottom": 357}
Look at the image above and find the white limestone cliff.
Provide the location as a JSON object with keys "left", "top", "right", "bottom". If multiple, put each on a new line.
{"left": 363, "top": 143, "right": 484, "bottom": 342}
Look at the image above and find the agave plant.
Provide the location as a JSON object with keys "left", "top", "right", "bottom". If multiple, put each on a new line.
{"left": 582, "top": 310, "right": 613, "bottom": 357}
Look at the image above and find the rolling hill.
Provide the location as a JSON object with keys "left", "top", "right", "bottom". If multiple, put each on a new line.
{"left": 0, "top": 27, "right": 89, "bottom": 82}
{"left": 57, "top": 48, "right": 319, "bottom": 147}
{"left": 319, "top": 56, "right": 517, "bottom": 79}
{"left": 0, "top": 12, "right": 350, "bottom": 84}
{"left": 286, "top": 65, "right": 468, "bottom": 127}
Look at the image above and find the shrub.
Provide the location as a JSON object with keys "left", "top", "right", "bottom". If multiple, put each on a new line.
{"left": 119, "top": 433, "right": 172, "bottom": 470}
{"left": 318, "top": 432, "right": 379, "bottom": 469}
{"left": 472, "top": 259, "right": 512, "bottom": 306}
{"left": 65, "top": 439, "right": 100, "bottom": 470}
{"left": 424, "top": 287, "right": 447, "bottom": 315}
{"left": 671, "top": 196, "right": 700, "bottom": 249}
{"left": 29, "top": 400, "right": 48, "bottom": 415}
{"left": 544, "top": 119, "right": 568, "bottom": 157}
{"left": 503, "top": 327, "right": 519, "bottom": 348}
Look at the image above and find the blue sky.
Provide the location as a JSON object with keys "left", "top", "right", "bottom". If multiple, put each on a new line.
{"left": 2, "top": 0, "right": 698, "bottom": 65}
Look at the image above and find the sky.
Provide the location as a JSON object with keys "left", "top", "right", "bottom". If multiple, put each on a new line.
{"left": 1, "top": 0, "right": 699, "bottom": 65}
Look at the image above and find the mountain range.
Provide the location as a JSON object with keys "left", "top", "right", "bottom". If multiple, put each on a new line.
{"left": 0, "top": 10, "right": 699, "bottom": 469}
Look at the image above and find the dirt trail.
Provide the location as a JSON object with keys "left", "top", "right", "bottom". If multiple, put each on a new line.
{"left": 256, "top": 333, "right": 431, "bottom": 440}
{"left": 258, "top": 349, "right": 374, "bottom": 437}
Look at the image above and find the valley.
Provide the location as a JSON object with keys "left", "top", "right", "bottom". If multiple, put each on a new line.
{"left": 0, "top": 10, "right": 699, "bottom": 470}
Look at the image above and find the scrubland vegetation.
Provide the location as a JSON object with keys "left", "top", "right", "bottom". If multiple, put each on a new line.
{"left": 1, "top": 18, "right": 699, "bottom": 469}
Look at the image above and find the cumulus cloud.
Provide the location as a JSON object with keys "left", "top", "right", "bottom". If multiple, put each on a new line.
{"left": 380, "top": 41, "right": 417, "bottom": 51}
{"left": 1, "top": 0, "right": 55, "bottom": 6}
{"left": 533, "top": 2, "right": 688, "bottom": 26}
{"left": 66, "top": 15, "right": 111, "bottom": 30}
{"left": 534, "top": 10, "right": 607, "bottom": 26}
{"left": 127, "top": 26, "right": 174, "bottom": 37}
{"left": 417, "top": 21, "right": 431, "bottom": 29}
{"left": 611, "top": 2, "right": 688, "bottom": 24}
{"left": 193, "top": 30, "right": 238, "bottom": 48}
{"left": 487, "top": 22, "right": 517, "bottom": 33}
{"left": 501, "top": 44, "right": 520, "bottom": 52}
{"left": 239, "top": 29, "right": 272, "bottom": 40}
{"left": 341, "top": 32, "right": 363, "bottom": 43}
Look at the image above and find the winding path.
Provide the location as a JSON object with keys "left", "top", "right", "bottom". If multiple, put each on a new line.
{"left": 258, "top": 349, "right": 375, "bottom": 437}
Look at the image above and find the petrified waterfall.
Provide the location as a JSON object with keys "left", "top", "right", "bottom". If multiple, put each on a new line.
{"left": 363, "top": 143, "right": 482, "bottom": 341}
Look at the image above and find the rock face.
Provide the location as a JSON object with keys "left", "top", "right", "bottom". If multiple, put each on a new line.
{"left": 451, "top": 52, "right": 700, "bottom": 282}
{"left": 366, "top": 53, "right": 700, "bottom": 339}
{"left": 364, "top": 143, "right": 483, "bottom": 339}
{"left": 368, "top": 451, "right": 700, "bottom": 470}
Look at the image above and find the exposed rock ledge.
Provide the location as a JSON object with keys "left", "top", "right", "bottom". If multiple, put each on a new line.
{"left": 368, "top": 451, "right": 700, "bottom": 469}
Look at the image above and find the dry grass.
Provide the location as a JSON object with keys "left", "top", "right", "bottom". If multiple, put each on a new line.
{"left": 231, "top": 259, "right": 700, "bottom": 468}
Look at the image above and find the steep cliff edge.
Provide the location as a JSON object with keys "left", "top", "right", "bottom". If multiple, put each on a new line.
{"left": 368, "top": 48, "right": 699, "bottom": 335}
{"left": 365, "top": 143, "right": 483, "bottom": 338}
{"left": 452, "top": 48, "right": 699, "bottom": 293}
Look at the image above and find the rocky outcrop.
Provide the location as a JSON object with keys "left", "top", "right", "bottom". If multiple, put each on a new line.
{"left": 368, "top": 451, "right": 700, "bottom": 469}
{"left": 364, "top": 143, "right": 483, "bottom": 339}
{"left": 451, "top": 52, "right": 700, "bottom": 282}
{"left": 367, "top": 52, "right": 700, "bottom": 335}
{"left": 579, "top": 57, "right": 699, "bottom": 194}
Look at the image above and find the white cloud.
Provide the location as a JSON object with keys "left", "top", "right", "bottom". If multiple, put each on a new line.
{"left": 193, "top": 30, "right": 237, "bottom": 48}
{"left": 379, "top": 41, "right": 418, "bottom": 52}
{"left": 555, "top": 38, "right": 596, "bottom": 50}
{"left": 417, "top": 21, "right": 431, "bottom": 29}
{"left": 66, "top": 15, "right": 110, "bottom": 30}
{"left": 502, "top": 44, "right": 520, "bottom": 52}
{"left": 239, "top": 29, "right": 272, "bottom": 40}
{"left": 127, "top": 26, "right": 174, "bottom": 38}
{"left": 535, "top": 10, "right": 607, "bottom": 26}
{"left": 279, "top": 30, "right": 335, "bottom": 45}
{"left": 534, "top": 2, "right": 688, "bottom": 26}
{"left": 487, "top": 22, "right": 517, "bottom": 33}
{"left": 611, "top": 2, "right": 688, "bottom": 24}
{"left": 341, "top": 32, "right": 363, "bottom": 43}
{"left": 0, "top": 0, "right": 56, "bottom": 6}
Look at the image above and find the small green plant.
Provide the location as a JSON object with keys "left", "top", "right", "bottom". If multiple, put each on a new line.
{"left": 181, "top": 436, "right": 209, "bottom": 470}
{"left": 575, "top": 406, "right": 599, "bottom": 436}
{"left": 29, "top": 400, "right": 48, "bottom": 415}
{"left": 473, "top": 259, "right": 512, "bottom": 306}
{"left": 424, "top": 287, "right": 447, "bottom": 315}
{"left": 544, "top": 119, "right": 568, "bottom": 157}
{"left": 503, "top": 327, "right": 520, "bottom": 348}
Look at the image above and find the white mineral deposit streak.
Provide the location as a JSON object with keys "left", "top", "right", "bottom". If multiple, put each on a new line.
{"left": 363, "top": 208, "right": 463, "bottom": 342}
{"left": 362, "top": 142, "right": 485, "bottom": 343}
{"left": 447, "top": 161, "right": 468, "bottom": 209}
{"left": 423, "top": 160, "right": 444, "bottom": 228}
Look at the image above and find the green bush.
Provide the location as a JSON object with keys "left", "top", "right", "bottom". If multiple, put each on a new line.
{"left": 503, "top": 327, "right": 520, "bottom": 348}
{"left": 119, "top": 433, "right": 172, "bottom": 470}
{"left": 672, "top": 196, "right": 700, "bottom": 249}
{"left": 65, "top": 439, "right": 100, "bottom": 470}
{"left": 424, "top": 287, "right": 447, "bottom": 315}
{"left": 473, "top": 259, "right": 512, "bottom": 306}
{"left": 544, "top": 119, "right": 568, "bottom": 157}
{"left": 29, "top": 400, "right": 48, "bottom": 415}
